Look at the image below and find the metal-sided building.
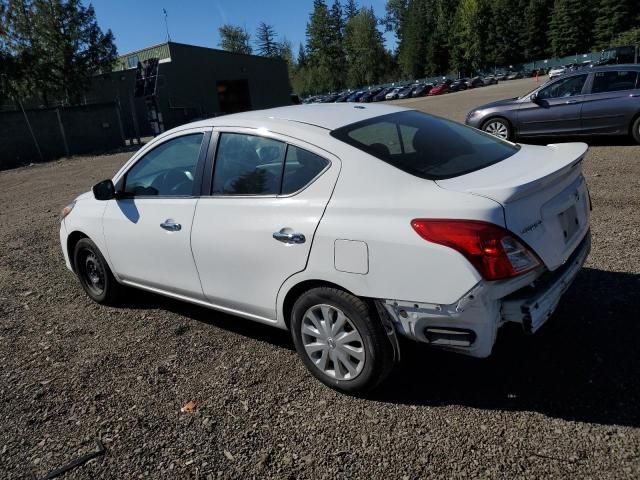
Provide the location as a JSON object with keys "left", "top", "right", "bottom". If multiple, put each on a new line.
{"left": 88, "top": 41, "right": 292, "bottom": 139}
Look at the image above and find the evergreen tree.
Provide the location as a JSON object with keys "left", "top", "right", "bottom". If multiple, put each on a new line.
{"left": 296, "top": 43, "right": 308, "bottom": 66}
{"left": 522, "top": 0, "right": 552, "bottom": 60}
{"left": 451, "top": 0, "right": 488, "bottom": 75}
{"left": 383, "top": 0, "right": 408, "bottom": 38}
{"left": 256, "top": 22, "right": 278, "bottom": 57}
{"left": 2, "top": 0, "right": 117, "bottom": 105}
{"left": 306, "top": 0, "right": 345, "bottom": 91}
{"left": 344, "top": 7, "right": 386, "bottom": 87}
{"left": 218, "top": 24, "right": 252, "bottom": 55}
{"left": 344, "top": 0, "right": 359, "bottom": 20}
{"left": 548, "top": 0, "right": 595, "bottom": 57}
{"left": 593, "top": 0, "right": 634, "bottom": 49}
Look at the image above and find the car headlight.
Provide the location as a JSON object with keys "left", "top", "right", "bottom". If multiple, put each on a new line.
{"left": 61, "top": 200, "right": 76, "bottom": 221}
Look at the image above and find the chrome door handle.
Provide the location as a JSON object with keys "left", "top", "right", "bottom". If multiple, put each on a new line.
{"left": 630, "top": 94, "right": 640, "bottom": 98}
{"left": 565, "top": 100, "right": 578, "bottom": 104}
{"left": 273, "top": 229, "right": 305, "bottom": 244}
{"left": 160, "top": 220, "right": 182, "bottom": 231}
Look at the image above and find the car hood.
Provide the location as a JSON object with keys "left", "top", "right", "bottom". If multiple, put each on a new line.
{"left": 474, "top": 97, "right": 519, "bottom": 110}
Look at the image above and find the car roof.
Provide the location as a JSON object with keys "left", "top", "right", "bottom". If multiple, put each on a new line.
{"left": 174, "top": 103, "right": 410, "bottom": 132}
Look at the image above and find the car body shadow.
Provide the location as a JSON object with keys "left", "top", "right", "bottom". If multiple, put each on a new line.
{"left": 116, "top": 267, "right": 638, "bottom": 427}
{"left": 372, "top": 267, "right": 640, "bottom": 427}
{"left": 122, "top": 290, "right": 295, "bottom": 352}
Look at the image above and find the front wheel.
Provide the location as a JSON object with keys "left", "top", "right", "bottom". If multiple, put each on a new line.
{"left": 73, "top": 238, "right": 124, "bottom": 305}
{"left": 482, "top": 117, "right": 512, "bottom": 140}
{"left": 290, "top": 287, "right": 394, "bottom": 393}
{"left": 631, "top": 116, "right": 640, "bottom": 144}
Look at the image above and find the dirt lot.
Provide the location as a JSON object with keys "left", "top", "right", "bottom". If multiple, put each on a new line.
{"left": 1, "top": 78, "right": 639, "bottom": 479}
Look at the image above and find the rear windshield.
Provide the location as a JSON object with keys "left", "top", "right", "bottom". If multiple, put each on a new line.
{"left": 330, "top": 110, "right": 520, "bottom": 180}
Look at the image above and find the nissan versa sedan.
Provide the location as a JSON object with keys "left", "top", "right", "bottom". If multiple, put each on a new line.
{"left": 60, "top": 104, "right": 591, "bottom": 393}
{"left": 466, "top": 65, "right": 640, "bottom": 143}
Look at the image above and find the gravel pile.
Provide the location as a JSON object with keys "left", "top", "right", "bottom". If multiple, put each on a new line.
{"left": 1, "top": 81, "right": 639, "bottom": 478}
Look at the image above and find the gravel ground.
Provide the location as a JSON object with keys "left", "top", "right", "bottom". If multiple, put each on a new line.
{"left": 1, "top": 78, "right": 639, "bottom": 479}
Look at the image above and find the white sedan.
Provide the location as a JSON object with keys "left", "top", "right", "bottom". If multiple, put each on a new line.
{"left": 60, "top": 104, "right": 591, "bottom": 392}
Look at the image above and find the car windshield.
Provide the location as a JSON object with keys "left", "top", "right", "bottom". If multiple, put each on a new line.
{"left": 330, "top": 110, "right": 520, "bottom": 180}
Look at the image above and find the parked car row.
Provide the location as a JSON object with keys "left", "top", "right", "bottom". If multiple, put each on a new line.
{"left": 303, "top": 73, "right": 518, "bottom": 105}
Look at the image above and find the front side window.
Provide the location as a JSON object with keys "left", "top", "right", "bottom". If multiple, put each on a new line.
{"left": 538, "top": 74, "right": 588, "bottom": 99}
{"left": 212, "top": 133, "right": 286, "bottom": 195}
{"left": 592, "top": 70, "right": 639, "bottom": 93}
{"left": 331, "top": 110, "right": 519, "bottom": 180}
{"left": 123, "top": 133, "right": 204, "bottom": 196}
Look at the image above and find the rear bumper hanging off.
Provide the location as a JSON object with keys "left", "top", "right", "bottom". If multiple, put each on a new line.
{"left": 501, "top": 230, "right": 591, "bottom": 333}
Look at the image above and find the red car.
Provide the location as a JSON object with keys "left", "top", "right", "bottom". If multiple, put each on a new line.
{"left": 428, "top": 83, "right": 449, "bottom": 95}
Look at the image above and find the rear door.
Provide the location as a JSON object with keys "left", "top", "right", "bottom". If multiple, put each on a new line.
{"left": 190, "top": 130, "right": 340, "bottom": 320}
{"left": 517, "top": 74, "right": 588, "bottom": 136}
{"left": 581, "top": 70, "right": 640, "bottom": 135}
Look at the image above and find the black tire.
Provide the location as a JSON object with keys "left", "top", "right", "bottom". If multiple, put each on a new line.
{"left": 481, "top": 117, "right": 513, "bottom": 141}
{"left": 73, "top": 238, "right": 123, "bottom": 305}
{"left": 290, "top": 287, "right": 394, "bottom": 393}
{"left": 631, "top": 116, "right": 640, "bottom": 144}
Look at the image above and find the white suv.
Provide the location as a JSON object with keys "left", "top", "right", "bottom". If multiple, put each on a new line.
{"left": 60, "top": 104, "right": 591, "bottom": 392}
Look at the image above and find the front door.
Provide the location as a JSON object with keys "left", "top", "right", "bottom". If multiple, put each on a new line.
{"left": 190, "top": 131, "right": 339, "bottom": 321}
{"left": 517, "top": 74, "right": 588, "bottom": 136}
{"left": 102, "top": 129, "right": 210, "bottom": 298}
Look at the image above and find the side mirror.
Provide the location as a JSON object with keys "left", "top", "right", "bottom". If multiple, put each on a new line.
{"left": 92, "top": 179, "right": 116, "bottom": 201}
{"left": 530, "top": 93, "right": 540, "bottom": 104}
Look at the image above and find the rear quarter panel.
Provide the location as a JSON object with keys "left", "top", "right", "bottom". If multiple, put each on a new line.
{"left": 277, "top": 139, "right": 505, "bottom": 320}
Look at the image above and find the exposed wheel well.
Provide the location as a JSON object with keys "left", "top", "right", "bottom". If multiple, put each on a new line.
{"left": 66, "top": 231, "right": 88, "bottom": 272}
{"left": 282, "top": 279, "right": 355, "bottom": 330}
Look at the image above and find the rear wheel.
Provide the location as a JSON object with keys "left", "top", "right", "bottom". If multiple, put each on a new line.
{"left": 631, "top": 116, "right": 640, "bottom": 144}
{"left": 482, "top": 117, "right": 512, "bottom": 141}
{"left": 73, "top": 238, "right": 123, "bottom": 305}
{"left": 290, "top": 287, "right": 394, "bottom": 393}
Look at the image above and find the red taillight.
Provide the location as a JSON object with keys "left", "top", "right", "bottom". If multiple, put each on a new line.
{"left": 411, "top": 219, "right": 541, "bottom": 281}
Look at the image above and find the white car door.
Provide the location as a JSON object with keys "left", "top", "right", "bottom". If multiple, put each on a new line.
{"left": 190, "top": 130, "right": 340, "bottom": 321}
{"left": 102, "top": 128, "right": 211, "bottom": 298}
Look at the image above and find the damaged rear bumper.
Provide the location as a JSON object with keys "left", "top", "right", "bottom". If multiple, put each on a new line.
{"left": 377, "top": 230, "right": 591, "bottom": 358}
{"left": 502, "top": 230, "right": 591, "bottom": 333}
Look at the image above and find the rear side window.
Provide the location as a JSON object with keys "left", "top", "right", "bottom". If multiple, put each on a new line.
{"left": 212, "top": 133, "right": 286, "bottom": 195}
{"left": 592, "top": 70, "right": 639, "bottom": 93}
{"left": 281, "top": 146, "right": 329, "bottom": 194}
{"left": 212, "top": 133, "right": 329, "bottom": 195}
{"left": 330, "top": 110, "right": 519, "bottom": 180}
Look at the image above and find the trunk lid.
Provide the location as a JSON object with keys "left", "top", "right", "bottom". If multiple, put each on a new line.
{"left": 436, "top": 142, "right": 591, "bottom": 271}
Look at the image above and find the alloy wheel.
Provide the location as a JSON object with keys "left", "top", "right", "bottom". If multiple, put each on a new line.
{"left": 300, "top": 304, "right": 365, "bottom": 381}
{"left": 484, "top": 121, "right": 509, "bottom": 139}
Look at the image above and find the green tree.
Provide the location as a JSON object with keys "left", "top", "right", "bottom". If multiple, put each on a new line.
{"left": 610, "top": 27, "right": 640, "bottom": 47}
{"left": 344, "top": 0, "right": 359, "bottom": 19}
{"left": 344, "top": 7, "right": 386, "bottom": 87}
{"left": 2, "top": 0, "right": 117, "bottom": 105}
{"left": 383, "top": 0, "right": 408, "bottom": 38}
{"left": 548, "top": 0, "right": 595, "bottom": 57}
{"left": 305, "top": 0, "right": 345, "bottom": 91}
{"left": 451, "top": 0, "right": 489, "bottom": 75}
{"left": 296, "top": 43, "right": 308, "bottom": 66}
{"left": 218, "top": 24, "right": 252, "bottom": 54}
{"left": 593, "top": 0, "right": 635, "bottom": 48}
{"left": 255, "top": 22, "right": 278, "bottom": 57}
{"left": 522, "top": 0, "right": 553, "bottom": 60}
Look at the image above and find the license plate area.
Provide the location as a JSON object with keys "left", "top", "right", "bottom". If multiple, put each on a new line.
{"left": 558, "top": 204, "right": 579, "bottom": 243}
